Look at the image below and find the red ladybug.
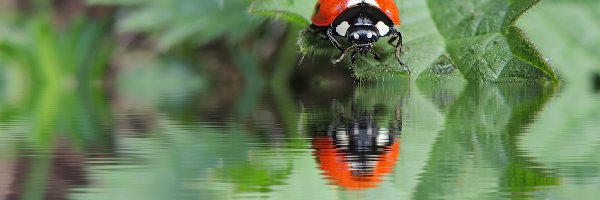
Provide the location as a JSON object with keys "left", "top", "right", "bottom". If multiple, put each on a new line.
{"left": 311, "top": 0, "right": 407, "bottom": 71}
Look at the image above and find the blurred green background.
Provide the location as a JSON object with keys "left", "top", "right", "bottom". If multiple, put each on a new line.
{"left": 0, "top": 0, "right": 599, "bottom": 199}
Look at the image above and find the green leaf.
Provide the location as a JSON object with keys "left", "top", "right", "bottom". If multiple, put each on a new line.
{"left": 518, "top": 0, "right": 600, "bottom": 84}
{"left": 250, "top": 0, "right": 559, "bottom": 83}
{"left": 430, "top": 0, "right": 558, "bottom": 82}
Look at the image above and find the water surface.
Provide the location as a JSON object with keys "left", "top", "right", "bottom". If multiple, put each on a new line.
{"left": 1, "top": 77, "right": 600, "bottom": 200}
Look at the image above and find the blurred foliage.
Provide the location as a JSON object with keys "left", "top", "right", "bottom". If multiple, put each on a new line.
{"left": 0, "top": 16, "right": 113, "bottom": 84}
{"left": 248, "top": 0, "right": 312, "bottom": 26}
{"left": 0, "top": 10, "right": 114, "bottom": 151}
{"left": 115, "top": 53, "right": 205, "bottom": 106}
{"left": 251, "top": 0, "right": 559, "bottom": 82}
{"left": 0, "top": 71, "right": 113, "bottom": 152}
{"left": 0, "top": 66, "right": 27, "bottom": 123}
{"left": 84, "top": 0, "right": 301, "bottom": 89}
{"left": 517, "top": 0, "right": 600, "bottom": 199}
{"left": 86, "top": 0, "right": 262, "bottom": 51}
{"left": 1, "top": 0, "right": 600, "bottom": 199}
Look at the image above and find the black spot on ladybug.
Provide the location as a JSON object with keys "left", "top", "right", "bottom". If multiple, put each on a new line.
{"left": 314, "top": 3, "right": 321, "bottom": 16}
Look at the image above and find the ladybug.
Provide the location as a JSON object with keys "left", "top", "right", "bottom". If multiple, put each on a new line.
{"left": 311, "top": 0, "right": 408, "bottom": 71}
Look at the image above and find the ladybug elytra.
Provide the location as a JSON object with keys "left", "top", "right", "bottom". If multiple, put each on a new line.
{"left": 310, "top": 0, "right": 408, "bottom": 72}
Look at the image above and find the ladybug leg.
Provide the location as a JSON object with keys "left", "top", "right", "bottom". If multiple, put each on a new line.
{"left": 351, "top": 51, "right": 359, "bottom": 64}
{"left": 388, "top": 36, "right": 398, "bottom": 47}
{"left": 390, "top": 29, "right": 411, "bottom": 74}
{"left": 388, "top": 28, "right": 404, "bottom": 55}
{"left": 370, "top": 49, "right": 381, "bottom": 60}
{"left": 327, "top": 28, "right": 344, "bottom": 53}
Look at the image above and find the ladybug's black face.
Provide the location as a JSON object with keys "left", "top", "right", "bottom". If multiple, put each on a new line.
{"left": 326, "top": 3, "right": 400, "bottom": 64}
{"left": 330, "top": 5, "right": 395, "bottom": 55}
{"left": 347, "top": 26, "right": 379, "bottom": 45}
{"left": 331, "top": 4, "right": 394, "bottom": 39}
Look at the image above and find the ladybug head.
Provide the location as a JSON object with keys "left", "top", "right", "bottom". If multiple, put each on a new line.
{"left": 345, "top": 16, "right": 381, "bottom": 55}
{"left": 347, "top": 26, "right": 379, "bottom": 45}
{"left": 326, "top": 4, "right": 399, "bottom": 63}
{"left": 331, "top": 6, "right": 394, "bottom": 46}
{"left": 347, "top": 26, "right": 379, "bottom": 55}
{"left": 332, "top": 15, "right": 392, "bottom": 59}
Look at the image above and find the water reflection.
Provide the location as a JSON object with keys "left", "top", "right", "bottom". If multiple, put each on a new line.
{"left": 3, "top": 138, "right": 89, "bottom": 200}
{"left": 412, "top": 83, "right": 561, "bottom": 200}
{"left": 310, "top": 102, "right": 402, "bottom": 190}
{"left": 4, "top": 68, "right": 600, "bottom": 199}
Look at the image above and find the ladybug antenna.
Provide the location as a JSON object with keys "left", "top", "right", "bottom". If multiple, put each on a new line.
{"left": 298, "top": 54, "right": 306, "bottom": 66}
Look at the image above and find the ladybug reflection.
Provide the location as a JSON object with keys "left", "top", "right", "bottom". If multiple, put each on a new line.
{"left": 311, "top": 106, "right": 402, "bottom": 190}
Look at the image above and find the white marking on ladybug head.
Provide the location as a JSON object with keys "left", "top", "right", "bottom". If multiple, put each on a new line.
{"left": 335, "top": 21, "right": 350, "bottom": 36}
{"left": 355, "top": 17, "right": 373, "bottom": 26}
{"left": 353, "top": 33, "right": 360, "bottom": 40}
{"left": 376, "top": 21, "right": 390, "bottom": 36}
{"left": 365, "top": 0, "right": 380, "bottom": 7}
{"left": 367, "top": 32, "right": 373, "bottom": 38}
{"left": 348, "top": 0, "right": 380, "bottom": 8}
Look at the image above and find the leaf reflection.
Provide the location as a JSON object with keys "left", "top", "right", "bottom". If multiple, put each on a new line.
{"left": 414, "top": 83, "right": 560, "bottom": 199}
